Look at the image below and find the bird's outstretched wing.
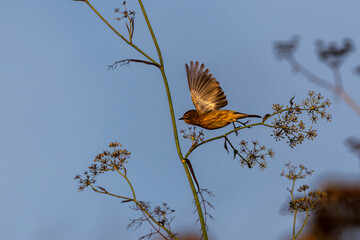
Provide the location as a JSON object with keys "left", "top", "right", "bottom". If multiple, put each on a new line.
{"left": 186, "top": 61, "right": 228, "bottom": 114}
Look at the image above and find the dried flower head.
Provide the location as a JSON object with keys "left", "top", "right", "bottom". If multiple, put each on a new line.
{"left": 271, "top": 91, "right": 331, "bottom": 148}
{"left": 180, "top": 127, "right": 204, "bottom": 152}
{"left": 114, "top": 1, "right": 136, "bottom": 42}
{"left": 74, "top": 142, "right": 131, "bottom": 191}
{"left": 280, "top": 162, "right": 314, "bottom": 180}
{"left": 238, "top": 140, "right": 274, "bottom": 169}
{"left": 281, "top": 162, "right": 327, "bottom": 213}
{"left": 289, "top": 190, "right": 328, "bottom": 213}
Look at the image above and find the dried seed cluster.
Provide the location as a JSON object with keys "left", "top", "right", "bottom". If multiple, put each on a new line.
{"left": 271, "top": 91, "right": 331, "bottom": 148}
{"left": 75, "top": 142, "right": 131, "bottom": 191}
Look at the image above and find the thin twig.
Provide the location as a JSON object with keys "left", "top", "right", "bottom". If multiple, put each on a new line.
{"left": 224, "top": 136, "right": 252, "bottom": 168}
{"left": 108, "top": 58, "right": 161, "bottom": 70}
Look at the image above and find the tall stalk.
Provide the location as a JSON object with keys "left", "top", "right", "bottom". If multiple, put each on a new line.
{"left": 137, "top": 1, "right": 208, "bottom": 238}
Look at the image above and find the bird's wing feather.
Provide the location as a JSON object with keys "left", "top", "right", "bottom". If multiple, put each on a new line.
{"left": 186, "top": 61, "right": 228, "bottom": 114}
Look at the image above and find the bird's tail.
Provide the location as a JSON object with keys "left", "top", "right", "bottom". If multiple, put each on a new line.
{"left": 235, "top": 112, "right": 262, "bottom": 119}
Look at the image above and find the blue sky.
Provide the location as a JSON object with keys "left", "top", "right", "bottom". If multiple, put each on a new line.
{"left": 1, "top": 0, "right": 360, "bottom": 239}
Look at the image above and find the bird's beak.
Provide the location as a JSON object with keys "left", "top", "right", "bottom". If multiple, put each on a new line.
{"left": 179, "top": 117, "right": 183, "bottom": 120}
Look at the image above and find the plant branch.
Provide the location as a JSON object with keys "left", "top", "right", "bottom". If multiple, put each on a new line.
{"left": 89, "top": 183, "right": 133, "bottom": 201}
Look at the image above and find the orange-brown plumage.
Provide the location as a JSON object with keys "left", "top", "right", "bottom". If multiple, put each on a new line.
{"left": 180, "top": 61, "right": 261, "bottom": 130}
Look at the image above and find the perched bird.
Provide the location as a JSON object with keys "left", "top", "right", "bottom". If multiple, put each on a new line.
{"left": 179, "top": 61, "right": 261, "bottom": 130}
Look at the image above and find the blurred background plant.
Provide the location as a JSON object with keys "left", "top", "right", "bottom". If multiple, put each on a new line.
{"left": 274, "top": 36, "right": 360, "bottom": 239}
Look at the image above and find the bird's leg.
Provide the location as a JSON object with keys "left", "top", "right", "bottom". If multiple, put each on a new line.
{"left": 232, "top": 120, "right": 250, "bottom": 135}
{"left": 236, "top": 120, "right": 250, "bottom": 127}
{"left": 232, "top": 122, "right": 239, "bottom": 136}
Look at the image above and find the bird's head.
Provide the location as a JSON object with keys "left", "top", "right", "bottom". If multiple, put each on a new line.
{"left": 179, "top": 110, "right": 198, "bottom": 124}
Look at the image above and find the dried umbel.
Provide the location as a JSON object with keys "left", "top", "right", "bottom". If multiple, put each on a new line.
{"left": 281, "top": 162, "right": 328, "bottom": 240}
{"left": 271, "top": 91, "right": 331, "bottom": 148}
{"left": 74, "top": 142, "right": 131, "bottom": 191}
{"left": 238, "top": 140, "right": 274, "bottom": 169}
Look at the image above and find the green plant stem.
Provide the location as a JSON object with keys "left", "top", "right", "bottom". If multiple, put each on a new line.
{"left": 294, "top": 190, "right": 310, "bottom": 239}
{"left": 158, "top": 30, "right": 209, "bottom": 240}
{"left": 292, "top": 210, "right": 298, "bottom": 240}
{"left": 82, "top": 0, "right": 159, "bottom": 67}
{"left": 115, "top": 168, "right": 136, "bottom": 199}
{"left": 290, "top": 179, "right": 297, "bottom": 239}
{"left": 137, "top": 1, "right": 208, "bottom": 238}
{"left": 138, "top": 0, "right": 164, "bottom": 67}
{"left": 295, "top": 210, "right": 309, "bottom": 239}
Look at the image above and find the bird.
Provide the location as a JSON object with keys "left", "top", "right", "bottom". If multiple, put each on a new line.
{"left": 179, "top": 61, "right": 261, "bottom": 130}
